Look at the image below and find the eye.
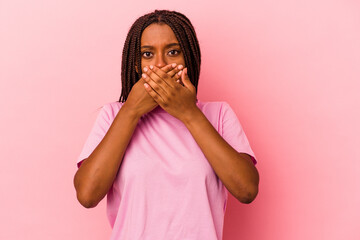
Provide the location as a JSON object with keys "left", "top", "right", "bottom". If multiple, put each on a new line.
{"left": 142, "top": 52, "right": 153, "bottom": 58}
{"left": 168, "top": 49, "right": 180, "bottom": 56}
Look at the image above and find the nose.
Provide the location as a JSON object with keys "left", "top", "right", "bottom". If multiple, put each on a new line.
{"left": 155, "top": 53, "right": 167, "bottom": 68}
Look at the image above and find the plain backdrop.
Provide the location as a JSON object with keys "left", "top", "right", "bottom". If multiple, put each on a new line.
{"left": 1, "top": 0, "right": 359, "bottom": 239}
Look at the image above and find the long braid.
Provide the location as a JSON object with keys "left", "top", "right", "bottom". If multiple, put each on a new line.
{"left": 119, "top": 10, "right": 201, "bottom": 103}
{"left": 167, "top": 16, "right": 201, "bottom": 93}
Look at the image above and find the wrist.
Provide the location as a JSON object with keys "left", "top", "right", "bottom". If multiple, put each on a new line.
{"left": 181, "top": 105, "right": 202, "bottom": 126}
{"left": 121, "top": 102, "right": 143, "bottom": 120}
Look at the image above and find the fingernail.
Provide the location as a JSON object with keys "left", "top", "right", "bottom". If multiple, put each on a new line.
{"left": 178, "top": 65, "right": 183, "bottom": 70}
{"left": 150, "top": 65, "right": 154, "bottom": 69}
{"left": 177, "top": 70, "right": 183, "bottom": 76}
{"left": 143, "top": 67, "right": 148, "bottom": 72}
{"left": 171, "top": 63, "right": 177, "bottom": 68}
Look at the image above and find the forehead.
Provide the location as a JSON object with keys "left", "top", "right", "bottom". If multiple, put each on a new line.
{"left": 141, "top": 23, "right": 179, "bottom": 46}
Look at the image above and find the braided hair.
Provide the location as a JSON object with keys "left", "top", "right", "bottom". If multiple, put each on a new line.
{"left": 119, "top": 9, "right": 201, "bottom": 102}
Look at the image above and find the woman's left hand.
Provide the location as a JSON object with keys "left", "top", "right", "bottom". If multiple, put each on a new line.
{"left": 142, "top": 65, "right": 198, "bottom": 122}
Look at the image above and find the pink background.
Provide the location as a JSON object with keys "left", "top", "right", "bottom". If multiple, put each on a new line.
{"left": 1, "top": 0, "right": 359, "bottom": 239}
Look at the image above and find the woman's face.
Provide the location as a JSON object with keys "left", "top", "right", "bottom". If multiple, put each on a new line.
{"left": 139, "top": 23, "right": 186, "bottom": 72}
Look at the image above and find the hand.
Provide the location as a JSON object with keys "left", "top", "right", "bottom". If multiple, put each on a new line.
{"left": 124, "top": 63, "right": 183, "bottom": 117}
{"left": 142, "top": 65, "right": 197, "bottom": 122}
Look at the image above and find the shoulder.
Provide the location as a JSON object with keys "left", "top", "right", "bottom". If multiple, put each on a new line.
{"left": 197, "top": 99, "right": 230, "bottom": 114}
{"left": 196, "top": 100, "right": 233, "bottom": 126}
{"left": 96, "top": 101, "right": 125, "bottom": 120}
{"left": 106, "top": 101, "right": 125, "bottom": 112}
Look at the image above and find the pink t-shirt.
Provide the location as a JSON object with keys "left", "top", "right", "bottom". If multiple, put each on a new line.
{"left": 76, "top": 99, "right": 257, "bottom": 240}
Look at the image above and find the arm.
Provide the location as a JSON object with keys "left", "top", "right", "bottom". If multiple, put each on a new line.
{"left": 141, "top": 66, "right": 259, "bottom": 203}
{"left": 74, "top": 64, "right": 181, "bottom": 208}
{"left": 73, "top": 103, "right": 141, "bottom": 208}
{"left": 182, "top": 107, "right": 259, "bottom": 204}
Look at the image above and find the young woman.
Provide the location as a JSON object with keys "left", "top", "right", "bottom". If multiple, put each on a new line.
{"left": 74, "top": 9, "right": 259, "bottom": 240}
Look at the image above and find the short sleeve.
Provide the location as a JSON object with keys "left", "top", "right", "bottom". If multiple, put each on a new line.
{"left": 76, "top": 104, "right": 112, "bottom": 168}
{"left": 220, "top": 102, "right": 257, "bottom": 165}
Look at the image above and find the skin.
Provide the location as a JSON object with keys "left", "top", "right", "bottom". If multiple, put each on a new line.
{"left": 73, "top": 26, "right": 184, "bottom": 208}
{"left": 138, "top": 22, "right": 186, "bottom": 81}
{"left": 74, "top": 64, "right": 180, "bottom": 208}
{"left": 73, "top": 23, "right": 259, "bottom": 208}
{"left": 139, "top": 23, "right": 260, "bottom": 203}
{"left": 127, "top": 22, "right": 186, "bottom": 116}
{"left": 74, "top": 63, "right": 183, "bottom": 208}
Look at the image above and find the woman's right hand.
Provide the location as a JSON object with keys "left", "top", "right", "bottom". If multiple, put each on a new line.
{"left": 124, "top": 63, "right": 183, "bottom": 117}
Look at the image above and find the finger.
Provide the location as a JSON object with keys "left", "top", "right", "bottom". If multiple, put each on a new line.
{"left": 180, "top": 68, "right": 194, "bottom": 91}
{"left": 142, "top": 67, "right": 169, "bottom": 97}
{"left": 142, "top": 63, "right": 173, "bottom": 77}
{"left": 142, "top": 64, "right": 182, "bottom": 85}
{"left": 176, "top": 77, "right": 184, "bottom": 86}
{"left": 160, "top": 63, "right": 176, "bottom": 73}
{"left": 141, "top": 70, "right": 164, "bottom": 96}
{"left": 147, "top": 65, "right": 174, "bottom": 89}
{"left": 144, "top": 64, "right": 182, "bottom": 82}
{"left": 143, "top": 82, "right": 163, "bottom": 104}
{"left": 167, "top": 64, "right": 184, "bottom": 78}
{"left": 173, "top": 68, "right": 184, "bottom": 85}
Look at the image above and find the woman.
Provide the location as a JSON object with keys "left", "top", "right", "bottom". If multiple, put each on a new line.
{"left": 74, "top": 9, "right": 259, "bottom": 240}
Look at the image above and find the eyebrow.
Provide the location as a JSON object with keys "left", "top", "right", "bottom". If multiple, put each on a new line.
{"left": 141, "top": 43, "right": 180, "bottom": 49}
